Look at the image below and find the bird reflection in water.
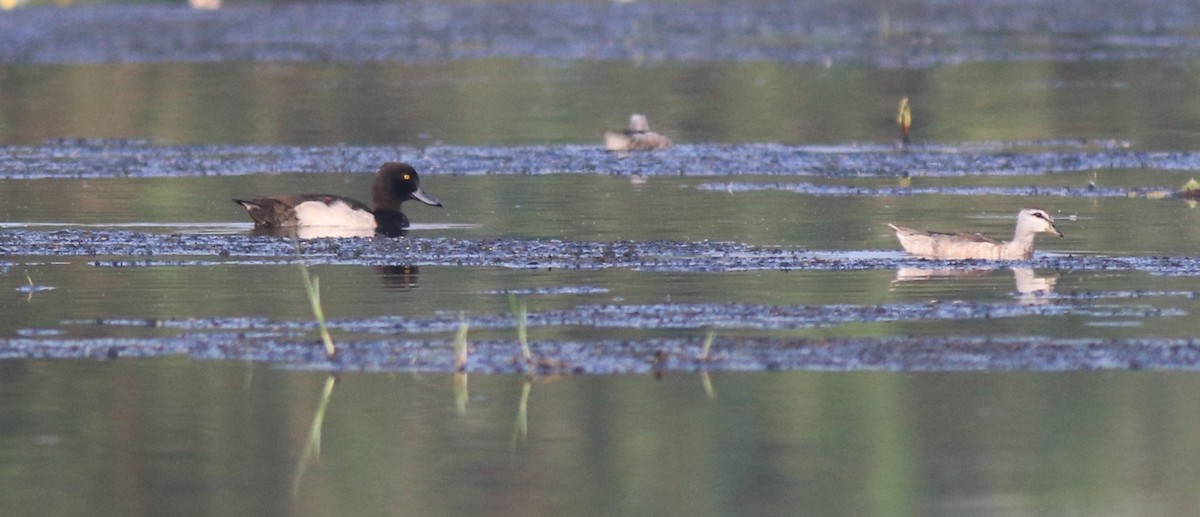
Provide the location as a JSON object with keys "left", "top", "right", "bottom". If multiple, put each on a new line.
{"left": 893, "top": 267, "right": 1056, "bottom": 304}
{"left": 375, "top": 265, "right": 420, "bottom": 289}
{"left": 248, "top": 227, "right": 422, "bottom": 289}
{"left": 249, "top": 225, "right": 407, "bottom": 239}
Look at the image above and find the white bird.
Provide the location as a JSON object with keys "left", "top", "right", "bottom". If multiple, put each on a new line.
{"left": 888, "top": 208, "right": 1063, "bottom": 260}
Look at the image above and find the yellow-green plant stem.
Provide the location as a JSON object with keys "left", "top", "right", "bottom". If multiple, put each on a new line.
{"left": 453, "top": 312, "right": 469, "bottom": 371}
{"left": 295, "top": 239, "right": 337, "bottom": 359}
{"left": 508, "top": 293, "right": 531, "bottom": 361}
{"left": 699, "top": 328, "right": 716, "bottom": 361}
{"left": 897, "top": 96, "right": 912, "bottom": 143}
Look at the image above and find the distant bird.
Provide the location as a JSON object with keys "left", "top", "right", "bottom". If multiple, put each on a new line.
{"left": 888, "top": 208, "right": 1063, "bottom": 260}
{"left": 234, "top": 162, "right": 442, "bottom": 236}
{"left": 604, "top": 114, "right": 673, "bottom": 151}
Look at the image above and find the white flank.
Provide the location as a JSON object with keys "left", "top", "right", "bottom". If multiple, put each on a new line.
{"left": 292, "top": 200, "right": 376, "bottom": 229}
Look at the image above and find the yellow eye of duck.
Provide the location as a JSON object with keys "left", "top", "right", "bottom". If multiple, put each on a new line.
{"left": 403, "top": 174, "right": 411, "bottom": 181}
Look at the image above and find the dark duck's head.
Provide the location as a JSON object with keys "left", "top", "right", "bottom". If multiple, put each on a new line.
{"left": 370, "top": 162, "right": 443, "bottom": 231}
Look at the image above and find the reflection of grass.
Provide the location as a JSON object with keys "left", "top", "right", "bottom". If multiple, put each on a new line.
{"left": 294, "top": 240, "right": 337, "bottom": 359}
{"left": 508, "top": 293, "right": 531, "bottom": 361}
{"left": 453, "top": 313, "right": 470, "bottom": 414}
{"left": 701, "top": 372, "right": 716, "bottom": 400}
{"left": 511, "top": 379, "right": 531, "bottom": 448}
{"left": 454, "top": 373, "right": 469, "bottom": 415}
{"left": 292, "top": 375, "right": 336, "bottom": 496}
{"left": 699, "top": 331, "right": 718, "bottom": 398}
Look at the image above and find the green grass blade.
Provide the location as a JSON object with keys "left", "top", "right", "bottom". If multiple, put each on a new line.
{"left": 699, "top": 328, "right": 716, "bottom": 361}
{"left": 295, "top": 239, "right": 337, "bottom": 360}
{"left": 508, "top": 293, "right": 531, "bottom": 361}
{"left": 453, "top": 312, "right": 469, "bottom": 371}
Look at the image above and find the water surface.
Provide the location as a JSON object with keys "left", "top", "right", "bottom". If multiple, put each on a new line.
{"left": 3, "top": 59, "right": 1200, "bottom": 149}
{"left": 2, "top": 360, "right": 1198, "bottom": 516}
{"left": 3, "top": 9, "right": 1200, "bottom": 514}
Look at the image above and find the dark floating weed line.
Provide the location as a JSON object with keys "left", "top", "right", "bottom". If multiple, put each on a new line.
{"left": 8, "top": 230, "right": 1200, "bottom": 275}
{"left": 6, "top": 335, "right": 1200, "bottom": 373}
{"left": 0, "top": 140, "right": 1194, "bottom": 180}
{"left": 66, "top": 296, "right": 1185, "bottom": 335}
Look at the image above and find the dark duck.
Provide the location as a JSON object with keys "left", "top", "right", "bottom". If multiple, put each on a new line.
{"left": 234, "top": 162, "right": 442, "bottom": 237}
